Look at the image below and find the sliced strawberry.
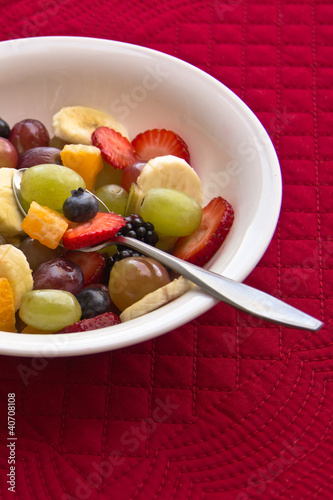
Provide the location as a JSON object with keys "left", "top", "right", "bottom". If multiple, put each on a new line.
{"left": 58, "top": 311, "right": 120, "bottom": 333}
{"left": 173, "top": 197, "right": 234, "bottom": 267}
{"left": 131, "top": 129, "right": 191, "bottom": 163}
{"left": 64, "top": 250, "right": 107, "bottom": 286}
{"left": 92, "top": 127, "right": 138, "bottom": 169}
{"left": 62, "top": 212, "right": 126, "bottom": 250}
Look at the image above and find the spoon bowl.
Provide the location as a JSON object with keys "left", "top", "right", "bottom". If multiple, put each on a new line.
{"left": 12, "top": 168, "right": 29, "bottom": 216}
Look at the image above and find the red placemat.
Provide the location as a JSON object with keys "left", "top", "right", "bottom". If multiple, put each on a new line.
{"left": 0, "top": 1, "right": 332, "bottom": 499}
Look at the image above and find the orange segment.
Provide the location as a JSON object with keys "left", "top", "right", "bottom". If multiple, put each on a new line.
{"left": 60, "top": 144, "right": 104, "bottom": 191}
{"left": 21, "top": 201, "right": 68, "bottom": 249}
{"left": 0, "top": 277, "right": 17, "bottom": 332}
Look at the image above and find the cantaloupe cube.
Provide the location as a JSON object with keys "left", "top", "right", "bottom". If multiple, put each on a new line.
{"left": 21, "top": 201, "right": 68, "bottom": 249}
{"left": 0, "top": 277, "right": 17, "bottom": 332}
{"left": 61, "top": 144, "right": 104, "bottom": 191}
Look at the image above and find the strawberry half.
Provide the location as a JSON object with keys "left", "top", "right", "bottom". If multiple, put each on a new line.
{"left": 64, "top": 250, "right": 107, "bottom": 286}
{"left": 62, "top": 212, "right": 126, "bottom": 250}
{"left": 92, "top": 127, "right": 138, "bottom": 169}
{"left": 173, "top": 197, "right": 234, "bottom": 267}
{"left": 58, "top": 311, "right": 121, "bottom": 333}
{"left": 131, "top": 129, "right": 191, "bottom": 163}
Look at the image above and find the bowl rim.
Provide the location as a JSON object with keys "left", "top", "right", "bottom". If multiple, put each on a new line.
{"left": 0, "top": 36, "right": 282, "bottom": 357}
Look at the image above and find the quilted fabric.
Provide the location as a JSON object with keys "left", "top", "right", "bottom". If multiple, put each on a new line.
{"left": 0, "top": 1, "right": 332, "bottom": 498}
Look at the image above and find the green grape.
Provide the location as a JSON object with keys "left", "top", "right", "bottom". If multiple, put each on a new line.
{"left": 139, "top": 187, "right": 203, "bottom": 237}
{"left": 21, "top": 164, "right": 85, "bottom": 211}
{"left": 95, "top": 184, "right": 128, "bottom": 215}
{"left": 19, "top": 289, "right": 82, "bottom": 331}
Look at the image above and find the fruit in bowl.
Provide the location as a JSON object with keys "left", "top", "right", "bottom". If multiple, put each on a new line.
{"left": 0, "top": 37, "right": 281, "bottom": 357}
{"left": 0, "top": 105, "right": 235, "bottom": 335}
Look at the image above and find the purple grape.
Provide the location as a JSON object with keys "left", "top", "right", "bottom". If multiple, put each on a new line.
{"left": 9, "top": 119, "right": 50, "bottom": 155}
{"left": 17, "top": 146, "right": 61, "bottom": 169}
{"left": 0, "top": 118, "right": 10, "bottom": 139}
{"left": 19, "top": 237, "right": 63, "bottom": 271}
{"left": 33, "top": 258, "right": 84, "bottom": 295}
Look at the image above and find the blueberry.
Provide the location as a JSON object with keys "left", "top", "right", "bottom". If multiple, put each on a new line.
{"left": 63, "top": 188, "right": 99, "bottom": 222}
{"left": 76, "top": 287, "right": 110, "bottom": 319}
{"left": 0, "top": 118, "right": 10, "bottom": 139}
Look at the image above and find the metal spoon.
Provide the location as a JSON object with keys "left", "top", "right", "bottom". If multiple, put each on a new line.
{"left": 12, "top": 169, "right": 323, "bottom": 332}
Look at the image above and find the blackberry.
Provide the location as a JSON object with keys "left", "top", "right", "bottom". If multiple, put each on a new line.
{"left": 116, "top": 215, "right": 158, "bottom": 246}
{"left": 106, "top": 215, "right": 159, "bottom": 274}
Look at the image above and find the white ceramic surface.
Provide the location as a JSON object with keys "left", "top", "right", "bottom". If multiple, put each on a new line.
{"left": 0, "top": 36, "right": 282, "bottom": 357}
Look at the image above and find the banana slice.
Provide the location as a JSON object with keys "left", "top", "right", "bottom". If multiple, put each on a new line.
{"left": 0, "top": 168, "right": 24, "bottom": 238}
{"left": 52, "top": 106, "right": 129, "bottom": 145}
{"left": 137, "top": 155, "right": 203, "bottom": 205}
{"left": 120, "top": 276, "right": 193, "bottom": 322}
{"left": 0, "top": 244, "right": 33, "bottom": 311}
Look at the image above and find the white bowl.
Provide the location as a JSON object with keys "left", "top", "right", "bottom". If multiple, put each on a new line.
{"left": 0, "top": 36, "right": 282, "bottom": 357}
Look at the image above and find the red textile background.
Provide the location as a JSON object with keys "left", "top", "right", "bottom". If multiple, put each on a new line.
{"left": 0, "top": 1, "right": 332, "bottom": 499}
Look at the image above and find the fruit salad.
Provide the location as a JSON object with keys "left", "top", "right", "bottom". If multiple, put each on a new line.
{"left": 0, "top": 107, "right": 234, "bottom": 334}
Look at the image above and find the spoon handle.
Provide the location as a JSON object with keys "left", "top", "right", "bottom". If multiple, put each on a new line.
{"left": 91, "top": 236, "right": 323, "bottom": 332}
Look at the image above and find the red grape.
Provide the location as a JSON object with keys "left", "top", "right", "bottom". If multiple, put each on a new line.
{"left": 19, "top": 237, "right": 63, "bottom": 271}
{"left": 121, "top": 161, "right": 145, "bottom": 191}
{"left": 17, "top": 146, "right": 61, "bottom": 169}
{"left": 33, "top": 258, "right": 84, "bottom": 295}
{"left": 9, "top": 119, "right": 50, "bottom": 155}
{"left": 0, "top": 137, "right": 18, "bottom": 168}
